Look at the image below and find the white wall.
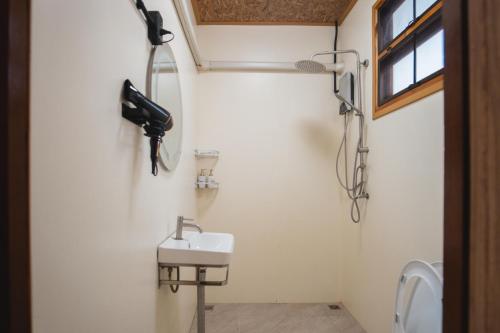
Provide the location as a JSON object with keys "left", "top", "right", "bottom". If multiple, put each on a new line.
{"left": 338, "top": 1, "right": 444, "bottom": 332}
{"left": 196, "top": 25, "right": 335, "bottom": 63}
{"left": 30, "top": 1, "right": 198, "bottom": 332}
{"left": 195, "top": 26, "right": 345, "bottom": 303}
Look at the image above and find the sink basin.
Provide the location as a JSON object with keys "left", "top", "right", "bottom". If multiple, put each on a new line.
{"left": 158, "top": 231, "right": 234, "bottom": 266}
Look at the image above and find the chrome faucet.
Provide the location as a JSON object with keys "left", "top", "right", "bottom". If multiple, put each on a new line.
{"left": 175, "top": 216, "right": 203, "bottom": 240}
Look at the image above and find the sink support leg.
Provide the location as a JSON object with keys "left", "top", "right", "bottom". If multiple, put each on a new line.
{"left": 196, "top": 267, "right": 207, "bottom": 333}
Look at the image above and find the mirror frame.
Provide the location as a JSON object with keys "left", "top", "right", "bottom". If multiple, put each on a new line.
{"left": 147, "top": 45, "right": 183, "bottom": 172}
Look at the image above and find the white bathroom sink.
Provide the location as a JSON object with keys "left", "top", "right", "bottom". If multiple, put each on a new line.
{"left": 158, "top": 231, "right": 234, "bottom": 266}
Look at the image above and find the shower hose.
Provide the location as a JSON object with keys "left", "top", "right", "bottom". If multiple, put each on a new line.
{"left": 336, "top": 110, "right": 367, "bottom": 223}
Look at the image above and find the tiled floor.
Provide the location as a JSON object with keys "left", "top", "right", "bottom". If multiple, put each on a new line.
{"left": 189, "top": 303, "right": 366, "bottom": 333}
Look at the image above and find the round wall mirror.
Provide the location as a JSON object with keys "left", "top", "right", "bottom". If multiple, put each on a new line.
{"left": 149, "top": 44, "right": 183, "bottom": 171}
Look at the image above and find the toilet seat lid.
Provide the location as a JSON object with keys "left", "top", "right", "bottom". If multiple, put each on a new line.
{"left": 393, "top": 260, "right": 443, "bottom": 333}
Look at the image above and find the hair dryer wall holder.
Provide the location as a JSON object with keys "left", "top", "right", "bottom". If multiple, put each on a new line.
{"left": 121, "top": 79, "right": 173, "bottom": 176}
{"left": 135, "top": 0, "right": 174, "bottom": 45}
{"left": 122, "top": 104, "right": 148, "bottom": 127}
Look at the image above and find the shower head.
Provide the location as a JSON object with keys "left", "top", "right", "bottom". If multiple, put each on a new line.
{"left": 294, "top": 59, "right": 327, "bottom": 73}
{"left": 296, "top": 50, "right": 367, "bottom": 74}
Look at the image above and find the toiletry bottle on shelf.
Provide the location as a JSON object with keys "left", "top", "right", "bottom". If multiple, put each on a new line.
{"left": 198, "top": 169, "right": 207, "bottom": 188}
{"left": 207, "top": 169, "right": 218, "bottom": 189}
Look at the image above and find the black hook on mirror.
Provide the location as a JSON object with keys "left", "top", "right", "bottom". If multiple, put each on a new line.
{"left": 122, "top": 79, "right": 173, "bottom": 176}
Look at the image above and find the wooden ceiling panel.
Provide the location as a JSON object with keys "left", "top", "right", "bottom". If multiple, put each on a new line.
{"left": 191, "top": 0, "right": 358, "bottom": 26}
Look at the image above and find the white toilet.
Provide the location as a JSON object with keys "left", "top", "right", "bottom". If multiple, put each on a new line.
{"left": 393, "top": 260, "right": 443, "bottom": 333}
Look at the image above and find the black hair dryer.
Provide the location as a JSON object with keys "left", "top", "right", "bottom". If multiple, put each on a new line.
{"left": 122, "top": 79, "right": 173, "bottom": 176}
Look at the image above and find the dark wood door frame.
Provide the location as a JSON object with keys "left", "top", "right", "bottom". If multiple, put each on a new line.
{"left": 443, "top": 0, "right": 470, "bottom": 331}
{"left": 467, "top": 0, "right": 500, "bottom": 331}
{"left": 1, "top": 0, "right": 32, "bottom": 332}
{"left": 443, "top": 0, "right": 500, "bottom": 332}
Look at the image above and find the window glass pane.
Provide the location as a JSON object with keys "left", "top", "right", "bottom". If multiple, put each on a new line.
{"left": 416, "top": 12, "right": 443, "bottom": 81}
{"left": 416, "top": 0, "right": 437, "bottom": 17}
{"left": 392, "top": 0, "right": 413, "bottom": 38}
{"left": 416, "top": 29, "right": 443, "bottom": 80}
{"left": 393, "top": 52, "right": 414, "bottom": 93}
{"left": 379, "top": 39, "right": 415, "bottom": 105}
{"left": 379, "top": 0, "right": 414, "bottom": 51}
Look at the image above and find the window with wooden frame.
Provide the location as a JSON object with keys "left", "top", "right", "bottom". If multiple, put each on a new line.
{"left": 372, "top": 0, "right": 444, "bottom": 118}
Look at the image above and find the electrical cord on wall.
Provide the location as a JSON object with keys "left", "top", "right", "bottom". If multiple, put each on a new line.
{"left": 333, "top": 21, "right": 340, "bottom": 94}
{"left": 161, "top": 33, "right": 175, "bottom": 44}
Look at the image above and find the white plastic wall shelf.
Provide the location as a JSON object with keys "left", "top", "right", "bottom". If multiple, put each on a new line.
{"left": 195, "top": 149, "right": 219, "bottom": 159}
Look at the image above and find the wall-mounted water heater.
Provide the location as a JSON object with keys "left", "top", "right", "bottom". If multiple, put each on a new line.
{"left": 339, "top": 72, "right": 355, "bottom": 114}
